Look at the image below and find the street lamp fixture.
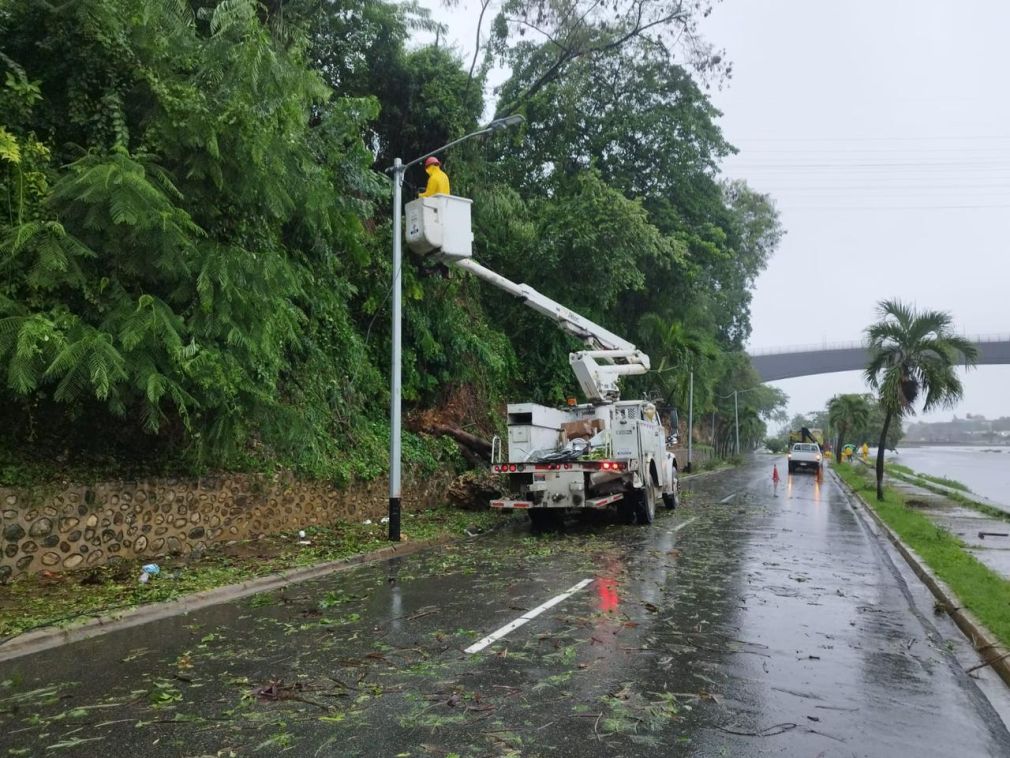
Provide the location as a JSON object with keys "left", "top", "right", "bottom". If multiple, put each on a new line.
{"left": 385, "top": 115, "right": 524, "bottom": 542}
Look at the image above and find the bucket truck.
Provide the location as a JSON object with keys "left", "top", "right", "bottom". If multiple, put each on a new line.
{"left": 405, "top": 194, "right": 678, "bottom": 527}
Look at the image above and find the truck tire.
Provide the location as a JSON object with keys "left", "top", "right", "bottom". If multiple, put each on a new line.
{"left": 634, "top": 487, "right": 655, "bottom": 525}
{"left": 663, "top": 491, "right": 678, "bottom": 510}
{"left": 529, "top": 509, "right": 563, "bottom": 531}
{"left": 617, "top": 499, "right": 636, "bottom": 525}
{"left": 788, "top": 461, "right": 796, "bottom": 474}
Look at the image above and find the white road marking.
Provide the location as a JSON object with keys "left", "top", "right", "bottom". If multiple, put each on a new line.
{"left": 718, "top": 492, "right": 737, "bottom": 504}
{"left": 672, "top": 516, "right": 698, "bottom": 532}
{"left": 464, "top": 578, "right": 594, "bottom": 654}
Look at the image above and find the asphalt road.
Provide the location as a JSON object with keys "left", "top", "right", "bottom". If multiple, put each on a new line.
{"left": 2, "top": 458, "right": 1010, "bottom": 757}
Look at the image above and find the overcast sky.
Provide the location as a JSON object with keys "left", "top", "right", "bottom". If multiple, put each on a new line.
{"left": 417, "top": 0, "right": 1010, "bottom": 423}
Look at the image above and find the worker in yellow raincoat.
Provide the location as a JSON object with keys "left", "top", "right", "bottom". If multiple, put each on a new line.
{"left": 418, "top": 156, "right": 450, "bottom": 197}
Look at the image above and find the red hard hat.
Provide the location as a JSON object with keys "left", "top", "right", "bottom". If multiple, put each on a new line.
{"left": 424, "top": 156, "right": 440, "bottom": 167}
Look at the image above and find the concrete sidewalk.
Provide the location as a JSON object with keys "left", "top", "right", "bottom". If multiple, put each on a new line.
{"left": 885, "top": 474, "right": 1010, "bottom": 581}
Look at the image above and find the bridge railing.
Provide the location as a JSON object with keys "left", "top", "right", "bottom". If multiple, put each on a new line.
{"left": 748, "top": 333, "right": 1010, "bottom": 357}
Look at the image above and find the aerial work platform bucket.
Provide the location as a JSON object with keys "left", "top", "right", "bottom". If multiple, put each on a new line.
{"left": 404, "top": 194, "right": 473, "bottom": 260}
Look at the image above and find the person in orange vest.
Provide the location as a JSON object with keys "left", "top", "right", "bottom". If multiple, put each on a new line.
{"left": 418, "top": 156, "right": 450, "bottom": 197}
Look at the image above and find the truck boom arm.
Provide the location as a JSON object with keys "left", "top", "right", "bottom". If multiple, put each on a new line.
{"left": 455, "top": 258, "right": 650, "bottom": 402}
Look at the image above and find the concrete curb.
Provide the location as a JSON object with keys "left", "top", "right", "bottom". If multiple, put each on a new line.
{"left": 830, "top": 468, "right": 1010, "bottom": 689}
{"left": 0, "top": 534, "right": 453, "bottom": 663}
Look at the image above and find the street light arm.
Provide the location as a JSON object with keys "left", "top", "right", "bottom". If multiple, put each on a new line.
{"left": 385, "top": 115, "right": 524, "bottom": 174}
{"left": 718, "top": 385, "right": 764, "bottom": 400}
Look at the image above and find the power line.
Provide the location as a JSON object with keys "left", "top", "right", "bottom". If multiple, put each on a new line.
{"left": 728, "top": 160, "right": 1010, "bottom": 168}
{"left": 730, "top": 135, "right": 1010, "bottom": 143}
{"left": 731, "top": 147, "right": 1010, "bottom": 155}
{"left": 752, "top": 183, "right": 1010, "bottom": 191}
{"left": 776, "top": 202, "right": 1010, "bottom": 211}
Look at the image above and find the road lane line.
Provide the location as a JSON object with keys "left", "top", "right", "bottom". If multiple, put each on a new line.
{"left": 464, "top": 578, "right": 594, "bottom": 654}
{"left": 672, "top": 516, "right": 697, "bottom": 532}
{"left": 718, "top": 492, "right": 737, "bottom": 504}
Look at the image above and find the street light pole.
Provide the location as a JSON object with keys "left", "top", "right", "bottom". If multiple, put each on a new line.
{"left": 687, "top": 370, "right": 693, "bottom": 472}
{"left": 734, "top": 389, "right": 740, "bottom": 456}
{"left": 386, "top": 115, "right": 523, "bottom": 542}
{"left": 388, "top": 158, "right": 404, "bottom": 542}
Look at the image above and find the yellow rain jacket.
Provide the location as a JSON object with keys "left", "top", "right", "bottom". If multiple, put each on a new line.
{"left": 418, "top": 164, "right": 450, "bottom": 197}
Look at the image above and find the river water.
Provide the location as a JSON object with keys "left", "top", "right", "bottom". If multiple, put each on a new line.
{"left": 886, "top": 445, "right": 1010, "bottom": 508}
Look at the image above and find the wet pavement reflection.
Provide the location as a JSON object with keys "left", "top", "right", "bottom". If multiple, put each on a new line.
{"left": 2, "top": 458, "right": 1009, "bottom": 756}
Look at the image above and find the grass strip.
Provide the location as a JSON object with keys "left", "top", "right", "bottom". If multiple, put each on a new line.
{"left": 834, "top": 463, "right": 1010, "bottom": 649}
{"left": 0, "top": 508, "right": 509, "bottom": 639}
{"left": 887, "top": 462, "right": 971, "bottom": 492}
{"left": 885, "top": 468, "right": 1010, "bottom": 525}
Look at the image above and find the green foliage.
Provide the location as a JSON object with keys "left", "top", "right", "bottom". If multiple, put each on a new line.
{"left": 827, "top": 393, "right": 872, "bottom": 459}
{"left": 0, "top": 0, "right": 782, "bottom": 482}
{"left": 764, "top": 436, "right": 787, "bottom": 454}
{"left": 0, "top": 0, "right": 391, "bottom": 476}
{"left": 864, "top": 299, "right": 978, "bottom": 498}
{"left": 865, "top": 299, "right": 979, "bottom": 418}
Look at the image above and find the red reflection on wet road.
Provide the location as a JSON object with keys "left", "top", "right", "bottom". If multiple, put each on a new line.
{"left": 597, "top": 576, "right": 620, "bottom": 613}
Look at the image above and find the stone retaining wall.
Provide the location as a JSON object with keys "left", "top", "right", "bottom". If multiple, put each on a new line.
{"left": 0, "top": 471, "right": 454, "bottom": 582}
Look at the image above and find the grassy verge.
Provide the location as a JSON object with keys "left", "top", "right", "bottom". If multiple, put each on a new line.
{"left": 0, "top": 508, "right": 510, "bottom": 640}
{"left": 833, "top": 463, "right": 1010, "bottom": 648}
{"left": 887, "top": 462, "right": 971, "bottom": 492}
{"left": 883, "top": 466, "right": 1010, "bottom": 524}
{"left": 697, "top": 456, "right": 739, "bottom": 473}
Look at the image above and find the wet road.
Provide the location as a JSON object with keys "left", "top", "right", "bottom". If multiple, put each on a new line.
{"left": 2, "top": 458, "right": 1010, "bottom": 757}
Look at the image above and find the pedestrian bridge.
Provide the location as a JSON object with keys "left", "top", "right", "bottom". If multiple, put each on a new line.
{"left": 749, "top": 334, "right": 1010, "bottom": 382}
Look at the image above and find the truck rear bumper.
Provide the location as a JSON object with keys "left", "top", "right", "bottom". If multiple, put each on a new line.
{"left": 490, "top": 499, "right": 534, "bottom": 509}
{"left": 490, "top": 493, "right": 624, "bottom": 510}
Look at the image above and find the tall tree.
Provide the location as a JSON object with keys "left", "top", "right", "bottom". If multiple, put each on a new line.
{"left": 864, "top": 300, "right": 978, "bottom": 500}
{"left": 0, "top": 0, "right": 384, "bottom": 474}
{"left": 489, "top": 0, "right": 728, "bottom": 115}
{"left": 827, "top": 394, "right": 871, "bottom": 463}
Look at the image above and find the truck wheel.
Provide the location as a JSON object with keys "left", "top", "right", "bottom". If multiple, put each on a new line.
{"left": 617, "top": 499, "right": 636, "bottom": 525}
{"left": 529, "top": 509, "right": 562, "bottom": 531}
{"left": 663, "top": 491, "right": 678, "bottom": 510}
{"left": 788, "top": 462, "right": 796, "bottom": 474}
{"left": 634, "top": 487, "right": 655, "bottom": 525}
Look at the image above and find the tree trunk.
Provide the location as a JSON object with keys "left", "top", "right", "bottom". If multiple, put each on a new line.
{"left": 876, "top": 410, "right": 893, "bottom": 501}
{"left": 428, "top": 425, "right": 492, "bottom": 459}
{"left": 835, "top": 423, "right": 847, "bottom": 466}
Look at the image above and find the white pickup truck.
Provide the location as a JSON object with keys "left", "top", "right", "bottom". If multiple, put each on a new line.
{"left": 788, "top": 442, "right": 822, "bottom": 474}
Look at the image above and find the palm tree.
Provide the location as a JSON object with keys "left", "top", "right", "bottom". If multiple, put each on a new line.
{"left": 864, "top": 300, "right": 978, "bottom": 500}
{"left": 828, "top": 394, "right": 872, "bottom": 465}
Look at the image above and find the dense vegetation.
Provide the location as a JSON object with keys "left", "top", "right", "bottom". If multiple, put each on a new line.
{"left": 0, "top": 0, "right": 783, "bottom": 483}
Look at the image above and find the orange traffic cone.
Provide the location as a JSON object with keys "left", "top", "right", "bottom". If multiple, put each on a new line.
{"left": 772, "top": 464, "right": 780, "bottom": 484}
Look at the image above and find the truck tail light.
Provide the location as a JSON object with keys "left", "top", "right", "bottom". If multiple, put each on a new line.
{"left": 595, "top": 461, "right": 625, "bottom": 471}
